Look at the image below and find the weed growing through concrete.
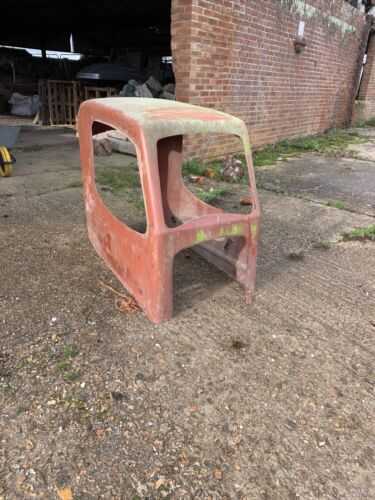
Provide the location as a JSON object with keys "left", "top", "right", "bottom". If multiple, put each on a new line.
{"left": 56, "top": 360, "right": 80, "bottom": 382}
{"left": 96, "top": 165, "right": 140, "bottom": 192}
{"left": 182, "top": 159, "right": 207, "bottom": 176}
{"left": 57, "top": 360, "right": 71, "bottom": 372}
{"left": 196, "top": 187, "right": 226, "bottom": 204}
{"left": 63, "top": 344, "right": 79, "bottom": 359}
{"left": 183, "top": 159, "right": 223, "bottom": 179}
{"left": 183, "top": 129, "right": 365, "bottom": 180}
{"left": 95, "top": 164, "right": 147, "bottom": 216}
{"left": 251, "top": 130, "right": 365, "bottom": 167}
{"left": 55, "top": 344, "right": 80, "bottom": 382}
{"left": 327, "top": 200, "right": 346, "bottom": 210}
{"left": 313, "top": 240, "right": 331, "bottom": 250}
{"left": 128, "top": 192, "right": 146, "bottom": 215}
{"left": 343, "top": 225, "right": 375, "bottom": 241}
{"left": 63, "top": 371, "right": 81, "bottom": 382}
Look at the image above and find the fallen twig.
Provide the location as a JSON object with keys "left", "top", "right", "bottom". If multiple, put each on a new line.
{"left": 98, "top": 280, "right": 140, "bottom": 313}
{"left": 99, "top": 280, "right": 128, "bottom": 299}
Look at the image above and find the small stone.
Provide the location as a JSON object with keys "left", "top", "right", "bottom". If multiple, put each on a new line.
{"left": 47, "top": 400, "right": 57, "bottom": 406}
{"left": 135, "top": 372, "right": 145, "bottom": 383}
{"left": 25, "top": 439, "right": 34, "bottom": 450}
{"left": 286, "top": 418, "right": 297, "bottom": 430}
{"left": 213, "top": 468, "right": 223, "bottom": 480}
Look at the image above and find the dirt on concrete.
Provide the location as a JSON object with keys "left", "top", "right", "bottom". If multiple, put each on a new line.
{"left": 0, "top": 127, "right": 374, "bottom": 499}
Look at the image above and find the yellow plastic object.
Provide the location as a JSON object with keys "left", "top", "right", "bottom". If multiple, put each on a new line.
{"left": 0, "top": 146, "right": 13, "bottom": 177}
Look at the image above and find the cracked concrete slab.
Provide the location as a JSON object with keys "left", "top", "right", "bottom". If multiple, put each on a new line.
{"left": 255, "top": 153, "right": 375, "bottom": 216}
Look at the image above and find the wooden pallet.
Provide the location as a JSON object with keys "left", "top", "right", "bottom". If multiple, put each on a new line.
{"left": 83, "top": 86, "right": 118, "bottom": 100}
{"left": 38, "top": 80, "right": 118, "bottom": 126}
{"left": 38, "top": 80, "right": 81, "bottom": 126}
{"left": 47, "top": 80, "right": 81, "bottom": 125}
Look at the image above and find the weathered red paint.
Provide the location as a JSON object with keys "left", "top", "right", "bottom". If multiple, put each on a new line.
{"left": 78, "top": 98, "right": 260, "bottom": 323}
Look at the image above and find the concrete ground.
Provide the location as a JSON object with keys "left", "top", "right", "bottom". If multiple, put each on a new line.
{"left": 0, "top": 126, "right": 374, "bottom": 499}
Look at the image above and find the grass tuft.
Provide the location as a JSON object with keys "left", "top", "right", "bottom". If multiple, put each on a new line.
{"left": 183, "top": 129, "right": 365, "bottom": 176}
{"left": 313, "top": 240, "right": 331, "bottom": 250}
{"left": 56, "top": 356, "right": 80, "bottom": 383}
{"left": 57, "top": 360, "right": 71, "bottom": 372}
{"left": 343, "top": 225, "right": 375, "bottom": 242}
{"left": 182, "top": 159, "right": 207, "bottom": 177}
{"left": 63, "top": 344, "right": 79, "bottom": 359}
{"left": 96, "top": 166, "right": 140, "bottom": 192}
{"left": 183, "top": 159, "right": 223, "bottom": 180}
{"left": 196, "top": 187, "right": 226, "bottom": 204}
{"left": 327, "top": 200, "right": 346, "bottom": 210}
{"left": 63, "top": 371, "right": 81, "bottom": 382}
{"left": 252, "top": 130, "right": 365, "bottom": 167}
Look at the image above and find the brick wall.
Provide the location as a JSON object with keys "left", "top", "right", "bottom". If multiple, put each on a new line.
{"left": 171, "top": 0, "right": 368, "bottom": 159}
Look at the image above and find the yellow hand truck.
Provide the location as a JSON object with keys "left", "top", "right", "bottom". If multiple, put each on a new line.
{"left": 0, "top": 125, "right": 19, "bottom": 177}
{"left": 0, "top": 145, "right": 13, "bottom": 177}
